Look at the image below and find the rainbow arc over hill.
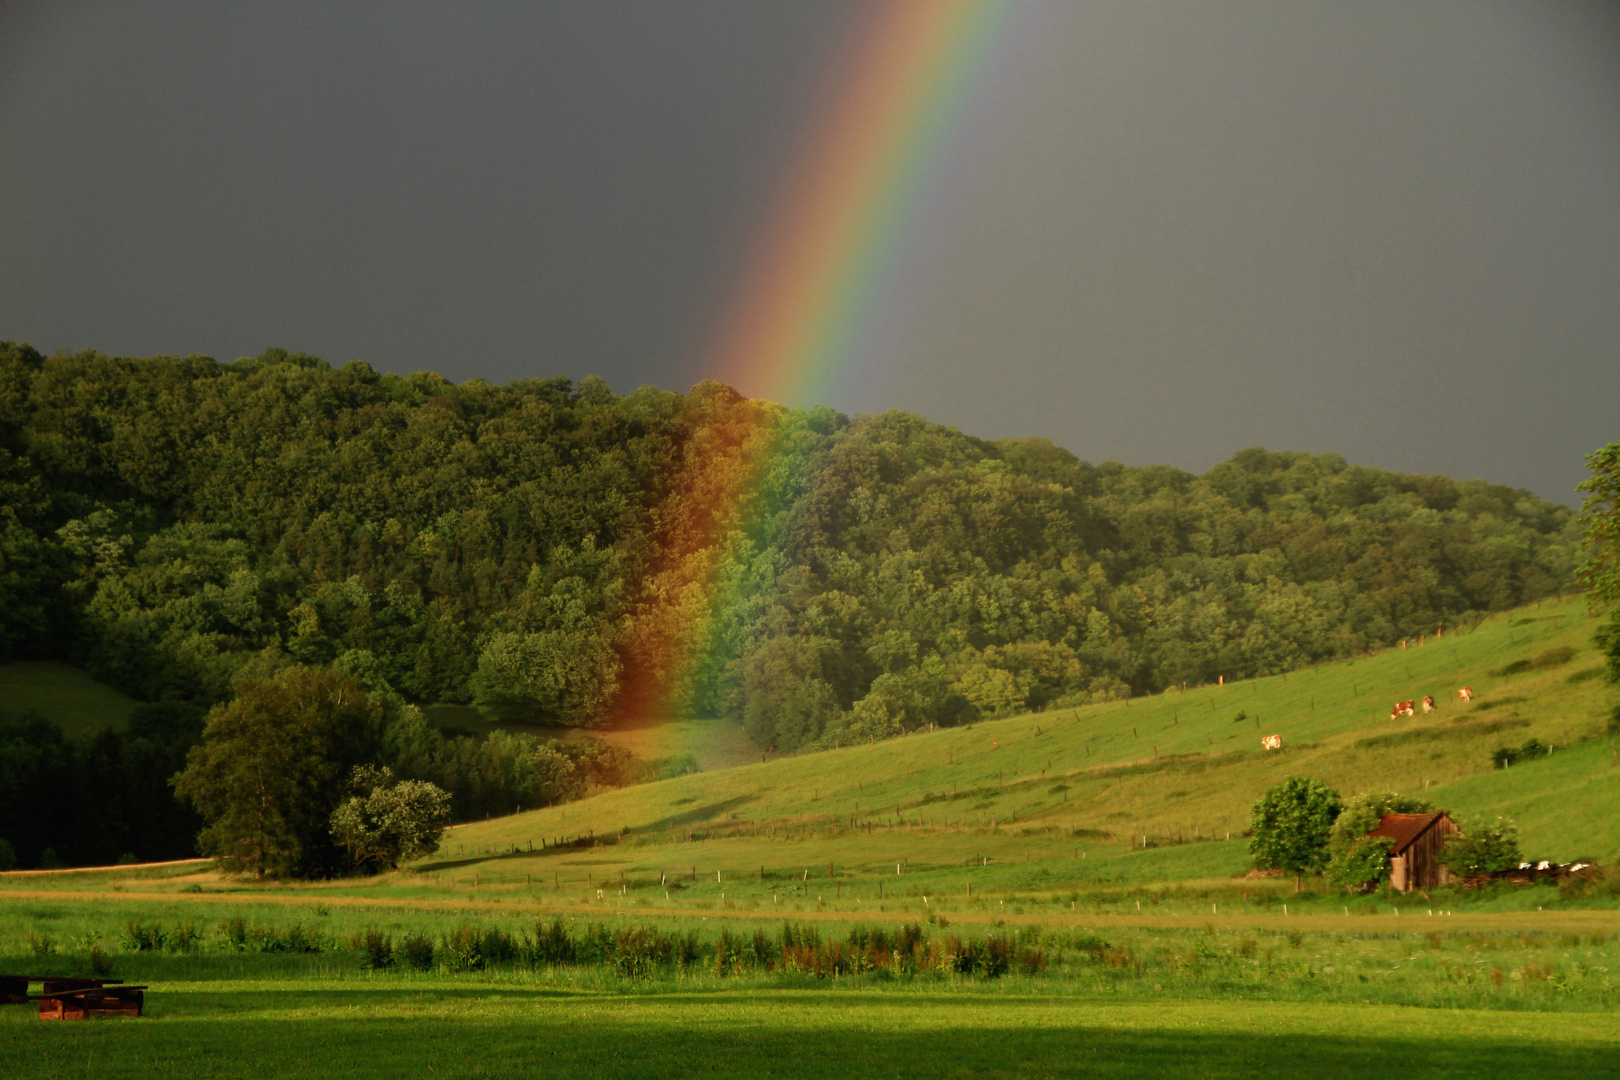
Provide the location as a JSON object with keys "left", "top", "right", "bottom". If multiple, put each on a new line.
{"left": 608, "top": 0, "right": 1018, "bottom": 731}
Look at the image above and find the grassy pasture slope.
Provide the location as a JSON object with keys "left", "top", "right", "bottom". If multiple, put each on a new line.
{"left": 0, "top": 661, "right": 138, "bottom": 736}
{"left": 428, "top": 595, "right": 1616, "bottom": 905}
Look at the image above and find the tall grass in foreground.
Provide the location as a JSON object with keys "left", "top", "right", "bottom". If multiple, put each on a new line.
{"left": 5, "top": 898, "right": 1617, "bottom": 1013}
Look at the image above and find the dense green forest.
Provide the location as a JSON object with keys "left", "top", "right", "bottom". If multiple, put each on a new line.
{"left": 0, "top": 342, "right": 1586, "bottom": 867}
{"left": 0, "top": 342, "right": 1580, "bottom": 735}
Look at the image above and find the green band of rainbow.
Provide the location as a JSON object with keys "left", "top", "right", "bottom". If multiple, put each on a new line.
{"left": 616, "top": 0, "right": 1019, "bottom": 734}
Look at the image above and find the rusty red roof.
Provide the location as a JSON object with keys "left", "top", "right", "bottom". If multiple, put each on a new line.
{"left": 1366, "top": 812, "right": 1449, "bottom": 854}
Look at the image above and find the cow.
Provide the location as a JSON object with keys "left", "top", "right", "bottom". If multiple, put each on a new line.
{"left": 1421, "top": 695, "right": 1436, "bottom": 713}
{"left": 1457, "top": 686, "right": 1473, "bottom": 703}
{"left": 1261, "top": 734, "right": 1282, "bottom": 751}
{"left": 1390, "top": 700, "right": 1415, "bottom": 720}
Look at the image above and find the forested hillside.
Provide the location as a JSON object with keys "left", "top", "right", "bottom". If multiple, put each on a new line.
{"left": 0, "top": 342, "right": 1580, "bottom": 757}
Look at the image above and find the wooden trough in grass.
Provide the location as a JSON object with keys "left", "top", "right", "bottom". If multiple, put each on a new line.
{"left": 0, "top": 976, "right": 145, "bottom": 1020}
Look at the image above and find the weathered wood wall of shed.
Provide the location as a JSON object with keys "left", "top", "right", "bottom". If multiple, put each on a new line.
{"left": 1400, "top": 816, "right": 1460, "bottom": 891}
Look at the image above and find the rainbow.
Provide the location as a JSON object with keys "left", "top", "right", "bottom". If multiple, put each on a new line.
{"left": 714, "top": 0, "right": 1017, "bottom": 406}
{"left": 608, "top": 0, "right": 1018, "bottom": 736}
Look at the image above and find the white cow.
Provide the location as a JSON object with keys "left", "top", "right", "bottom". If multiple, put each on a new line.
{"left": 1261, "top": 734, "right": 1282, "bottom": 751}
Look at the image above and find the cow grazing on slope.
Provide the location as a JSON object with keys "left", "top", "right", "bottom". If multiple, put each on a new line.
{"left": 1421, "top": 695, "right": 1436, "bottom": 713}
{"left": 1261, "top": 734, "right": 1282, "bottom": 751}
{"left": 1457, "top": 686, "right": 1473, "bottom": 703}
{"left": 1391, "top": 700, "right": 1415, "bottom": 720}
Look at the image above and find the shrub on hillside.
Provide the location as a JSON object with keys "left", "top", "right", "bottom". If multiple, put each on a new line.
{"left": 645, "top": 753, "right": 700, "bottom": 780}
{"left": 1439, "top": 817, "right": 1522, "bottom": 876}
{"left": 1531, "top": 646, "right": 1575, "bottom": 669}
{"left": 329, "top": 765, "right": 451, "bottom": 871}
{"left": 1329, "top": 836, "right": 1397, "bottom": 892}
{"left": 1491, "top": 739, "right": 1547, "bottom": 769}
{"left": 1558, "top": 869, "right": 1619, "bottom": 902}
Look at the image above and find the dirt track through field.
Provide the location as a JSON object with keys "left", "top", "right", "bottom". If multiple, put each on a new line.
{"left": 9, "top": 886, "right": 1619, "bottom": 935}
{"left": 0, "top": 857, "right": 209, "bottom": 878}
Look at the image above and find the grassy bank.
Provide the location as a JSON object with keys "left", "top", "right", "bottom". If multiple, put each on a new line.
{"left": 437, "top": 595, "right": 1616, "bottom": 876}
{"left": 2, "top": 890, "right": 1618, "bottom": 1079}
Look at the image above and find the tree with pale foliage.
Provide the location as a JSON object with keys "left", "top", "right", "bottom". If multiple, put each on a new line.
{"left": 1249, "top": 777, "right": 1341, "bottom": 890}
{"left": 1580, "top": 444, "right": 1620, "bottom": 685}
{"left": 1438, "top": 817, "right": 1521, "bottom": 877}
{"left": 1579, "top": 444, "right": 1620, "bottom": 603}
{"left": 1325, "top": 789, "right": 1434, "bottom": 890}
{"left": 329, "top": 766, "right": 451, "bottom": 871}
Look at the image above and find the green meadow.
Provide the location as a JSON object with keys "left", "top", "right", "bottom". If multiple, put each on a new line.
{"left": 3, "top": 594, "right": 1618, "bottom": 1075}
{"left": 0, "top": 661, "right": 138, "bottom": 737}
{"left": 3, "top": 981, "right": 1612, "bottom": 1079}
{"left": 3, "top": 887, "right": 1619, "bottom": 1078}
{"left": 423, "top": 593, "right": 1618, "bottom": 902}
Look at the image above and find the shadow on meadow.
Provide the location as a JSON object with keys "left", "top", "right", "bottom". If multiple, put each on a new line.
{"left": 414, "top": 794, "right": 760, "bottom": 875}
{"left": 4, "top": 988, "right": 1617, "bottom": 1079}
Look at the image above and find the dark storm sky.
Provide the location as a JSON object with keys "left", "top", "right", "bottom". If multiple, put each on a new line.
{"left": 2, "top": 1, "right": 1617, "bottom": 504}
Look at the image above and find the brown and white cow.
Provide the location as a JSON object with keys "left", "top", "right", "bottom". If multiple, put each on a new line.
{"left": 1457, "top": 686, "right": 1473, "bottom": 703}
{"left": 1390, "top": 700, "right": 1415, "bottom": 720}
{"left": 1261, "top": 734, "right": 1282, "bottom": 751}
{"left": 1421, "top": 695, "right": 1436, "bottom": 713}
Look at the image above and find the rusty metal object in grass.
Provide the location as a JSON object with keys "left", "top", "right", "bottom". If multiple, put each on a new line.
{"left": 1, "top": 975, "right": 118, "bottom": 1004}
{"left": 0, "top": 976, "right": 146, "bottom": 1020}
{"left": 36, "top": 985, "right": 146, "bottom": 1020}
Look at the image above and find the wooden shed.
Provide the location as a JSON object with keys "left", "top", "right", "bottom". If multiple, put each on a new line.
{"left": 1367, "top": 812, "right": 1459, "bottom": 892}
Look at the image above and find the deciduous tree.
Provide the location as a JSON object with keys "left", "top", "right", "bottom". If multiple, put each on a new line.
{"left": 1324, "top": 789, "right": 1434, "bottom": 889}
{"left": 1437, "top": 817, "right": 1522, "bottom": 876}
{"left": 329, "top": 766, "right": 451, "bottom": 871}
{"left": 1248, "top": 777, "right": 1341, "bottom": 889}
{"left": 174, "top": 667, "right": 382, "bottom": 878}
{"left": 1579, "top": 443, "right": 1620, "bottom": 684}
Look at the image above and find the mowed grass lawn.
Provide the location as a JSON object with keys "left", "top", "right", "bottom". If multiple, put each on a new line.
{"left": 3, "top": 982, "right": 1617, "bottom": 1079}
